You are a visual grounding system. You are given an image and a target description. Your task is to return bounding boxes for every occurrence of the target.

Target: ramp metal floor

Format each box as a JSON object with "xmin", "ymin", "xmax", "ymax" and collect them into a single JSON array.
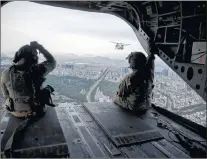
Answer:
[
  {"xmin": 1, "ymin": 107, "xmax": 69, "ymax": 158},
  {"xmin": 83, "ymin": 102, "xmax": 163, "ymax": 147},
  {"xmin": 1, "ymin": 102, "xmax": 205, "ymax": 158}
]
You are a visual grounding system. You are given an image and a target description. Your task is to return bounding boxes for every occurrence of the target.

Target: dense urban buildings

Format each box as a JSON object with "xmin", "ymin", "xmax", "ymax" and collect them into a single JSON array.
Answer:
[{"xmin": 1, "ymin": 54, "xmax": 206, "ymax": 126}]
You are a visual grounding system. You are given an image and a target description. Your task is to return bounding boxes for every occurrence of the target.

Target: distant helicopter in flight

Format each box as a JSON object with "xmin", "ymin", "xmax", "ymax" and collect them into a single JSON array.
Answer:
[{"xmin": 109, "ymin": 41, "xmax": 130, "ymax": 50}]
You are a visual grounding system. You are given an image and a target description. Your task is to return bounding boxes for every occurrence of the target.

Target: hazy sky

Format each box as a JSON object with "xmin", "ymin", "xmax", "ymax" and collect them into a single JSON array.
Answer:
[{"xmin": 1, "ymin": 1, "xmax": 146, "ymax": 60}]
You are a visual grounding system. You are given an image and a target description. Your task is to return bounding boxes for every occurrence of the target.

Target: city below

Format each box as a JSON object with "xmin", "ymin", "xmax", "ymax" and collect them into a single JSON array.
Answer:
[{"xmin": 1, "ymin": 53, "xmax": 206, "ymax": 127}]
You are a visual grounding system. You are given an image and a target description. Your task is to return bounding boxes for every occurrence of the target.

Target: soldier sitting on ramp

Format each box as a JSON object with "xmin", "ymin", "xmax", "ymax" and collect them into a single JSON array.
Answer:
[
  {"xmin": 1, "ymin": 41, "xmax": 56, "ymax": 118},
  {"xmin": 114, "ymin": 43, "xmax": 157, "ymax": 114}
]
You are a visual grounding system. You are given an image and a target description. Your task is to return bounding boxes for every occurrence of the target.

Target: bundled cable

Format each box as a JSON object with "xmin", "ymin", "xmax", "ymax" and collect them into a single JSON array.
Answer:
[{"xmin": 151, "ymin": 110, "xmax": 207, "ymax": 145}]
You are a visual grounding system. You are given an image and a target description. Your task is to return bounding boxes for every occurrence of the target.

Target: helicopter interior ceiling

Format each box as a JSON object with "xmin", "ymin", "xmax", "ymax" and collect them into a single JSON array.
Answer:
[
  {"xmin": 1, "ymin": 1, "xmax": 207, "ymax": 158},
  {"xmin": 33, "ymin": 1, "xmax": 207, "ymax": 102}
]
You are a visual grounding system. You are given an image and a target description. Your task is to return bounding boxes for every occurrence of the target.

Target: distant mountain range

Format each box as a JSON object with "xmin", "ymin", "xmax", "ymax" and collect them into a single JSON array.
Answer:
[
  {"xmin": 1, "ymin": 52, "xmax": 168, "ymax": 69},
  {"xmin": 53, "ymin": 53, "xmax": 128, "ymax": 66},
  {"xmin": 1, "ymin": 56, "xmax": 12, "ymax": 61},
  {"xmin": 53, "ymin": 53, "xmax": 169, "ymax": 68}
]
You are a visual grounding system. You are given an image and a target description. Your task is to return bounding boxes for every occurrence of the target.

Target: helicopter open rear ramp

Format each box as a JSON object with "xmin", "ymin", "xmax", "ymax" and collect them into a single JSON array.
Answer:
[
  {"xmin": 1, "ymin": 107, "xmax": 69, "ymax": 158},
  {"xmin": 83, "ymin": 102, "xmax": 163, "ymax": 147}
]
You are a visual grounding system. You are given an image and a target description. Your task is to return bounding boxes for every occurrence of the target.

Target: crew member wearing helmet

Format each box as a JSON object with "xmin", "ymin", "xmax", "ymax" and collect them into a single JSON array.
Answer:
[
  {"xmin": 114, "ymin": 46, "xmax": 156, "ymax": 114},
  {"xmin": 1, "ymin": 41, "xmax": 56, "ymax": 117}
]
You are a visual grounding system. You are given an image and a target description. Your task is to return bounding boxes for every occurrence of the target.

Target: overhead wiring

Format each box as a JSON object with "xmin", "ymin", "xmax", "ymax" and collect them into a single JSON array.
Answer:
[
  {"xmin": 191, "ymin": 52, "xmax": 207, "ymax": 62},
  {"xmin": 174, "ymin": 28, "xmax": 201, "ymax": 40},
  {"xmin": 192, "ymin": 51, "xmax": 207, "ymax": 55}
]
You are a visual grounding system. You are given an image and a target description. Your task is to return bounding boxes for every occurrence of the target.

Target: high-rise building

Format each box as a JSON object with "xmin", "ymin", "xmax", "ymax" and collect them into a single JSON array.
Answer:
[
  {"xmin": 162, "ymin": 68, "xmax": 169, "ymax": 76},
  {"xmin": 120, "ymin": 67, "xmax": 128, "ymax": 77},
  {"xmin": 155, "ymin": 72, "xmax": 162, "ymax": 76},
  {"xmin": 160, "ymin": 83, "xmax": 165, "ymax": 89}
]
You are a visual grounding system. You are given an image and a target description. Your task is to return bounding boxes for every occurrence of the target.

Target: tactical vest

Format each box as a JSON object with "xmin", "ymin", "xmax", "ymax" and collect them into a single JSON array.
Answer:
[
  {"xmin": 118, "ymin": 71, "xmax": 154, "ymax": 111},
  {"xmin": 130, "ymin": 80, "xmax": 154, "ymax": 110},
  {"xmin": 7, "ymin": 66, "xmax": 35, "ymax": 111}
]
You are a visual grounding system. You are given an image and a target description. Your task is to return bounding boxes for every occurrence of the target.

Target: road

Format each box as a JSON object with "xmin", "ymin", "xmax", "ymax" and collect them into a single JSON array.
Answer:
[{"xmin": 86, "ymin": 68, "xmax": 109, "ymax": 102}]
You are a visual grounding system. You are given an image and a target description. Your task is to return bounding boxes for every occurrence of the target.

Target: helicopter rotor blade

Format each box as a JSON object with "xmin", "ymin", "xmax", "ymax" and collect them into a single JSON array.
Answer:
[
  {"xmin": 109, "ymin": 41, "xmax": 118, "ymax": 44},
  {"xmin": 118, "ymin": 42, "xmax": 130, "ymax": 45}
]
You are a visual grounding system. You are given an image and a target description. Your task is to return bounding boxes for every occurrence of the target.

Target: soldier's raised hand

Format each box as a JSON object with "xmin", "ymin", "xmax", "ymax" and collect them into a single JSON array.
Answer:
[
  {"xmin": 30, "ymin": 41, "xmax": 39, "ymax": 48},
  {"xmin": 30, "ymin": 41, "xmax": 44, "ymax": 54},
  {"xmin": 148, "ymin": 40, "xmax": 159, "ymax": 55}
]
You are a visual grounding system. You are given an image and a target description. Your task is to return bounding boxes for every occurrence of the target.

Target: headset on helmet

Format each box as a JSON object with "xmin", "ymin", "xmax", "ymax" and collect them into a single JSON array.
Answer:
[
  {"xmin": 13, "ymin": 44, "xmax": 38, "ymax": 64},
  {"xmin": 126, "ymin": 52, "xmax": 147, "ymax": 70}
]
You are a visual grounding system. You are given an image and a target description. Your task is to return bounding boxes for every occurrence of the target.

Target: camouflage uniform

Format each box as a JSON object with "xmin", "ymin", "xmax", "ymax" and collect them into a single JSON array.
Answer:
[
  {"xmin": 114, "ymin": 53, "xmax": 155, "ymax": 113},
  {"xmin": 1, "ymin": 45, "xmax": 56, "ymax": 117}
]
